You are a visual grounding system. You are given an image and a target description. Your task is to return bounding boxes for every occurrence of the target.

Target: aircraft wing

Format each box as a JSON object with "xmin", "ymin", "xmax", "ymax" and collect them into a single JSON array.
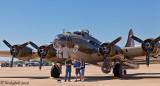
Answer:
[
  {"xmin": 0, "ymin": 51, "xmax": 39, "ymax": 60},
  {"xmin": 0, "ymin": 51, "xmax": 11, "ymax": 57},
  {"xmin": 132, "ymin": 56, "xmax": 160, "ymax": 64},
  {"xmin": 31, "ymin": 52, "xmax": 39, "ymax": 58},
  {"xmin": 121, "ymin": 46, "xmax": 160, "ymax": 66},
  {"xmin": 122, "ymin": 46, "xmax": 146, "ymax": 59}
]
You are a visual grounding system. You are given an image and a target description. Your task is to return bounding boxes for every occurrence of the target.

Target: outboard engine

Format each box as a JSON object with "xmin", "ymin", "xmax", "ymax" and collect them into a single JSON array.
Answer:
[{"xmin": 132, "ymin": 35, "xmax": 160, "ymax": 66}]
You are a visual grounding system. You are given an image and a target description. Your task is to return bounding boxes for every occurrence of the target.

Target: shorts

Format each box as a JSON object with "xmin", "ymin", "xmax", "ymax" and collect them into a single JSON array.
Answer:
[
  {"xmin": 75, "ymin": 68, "xmax": 80, "ymax": 75},
  {"xmin": 80, "ymin": 69, "xmax": 85, "ymax": 76}
]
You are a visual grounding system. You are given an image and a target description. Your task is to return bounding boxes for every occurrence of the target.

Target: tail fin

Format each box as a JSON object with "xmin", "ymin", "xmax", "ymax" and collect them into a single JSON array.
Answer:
[{"xmin": 125, "ymin": 29, "xmax": 135, "ymax": 47}]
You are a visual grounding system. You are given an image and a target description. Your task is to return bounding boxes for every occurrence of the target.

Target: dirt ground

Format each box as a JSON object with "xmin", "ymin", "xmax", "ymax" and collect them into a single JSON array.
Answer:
[{"xmin": 0, "ymin": 64, "xmax": 160, "ymax": 86}]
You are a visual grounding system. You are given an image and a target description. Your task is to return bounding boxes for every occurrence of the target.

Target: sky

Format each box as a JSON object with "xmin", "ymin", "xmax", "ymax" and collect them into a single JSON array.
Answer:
[{"xmin": 0, "ymin": 0, "xmax": 160, "ymax": 50}]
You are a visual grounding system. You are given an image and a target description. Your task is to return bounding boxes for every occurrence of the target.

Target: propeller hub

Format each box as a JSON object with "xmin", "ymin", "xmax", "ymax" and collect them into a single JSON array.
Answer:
[
  {"xmin": 142, "ymin": 39, "xmax": 154, "ymax": 53},
  {"xmin": 38, "ymin": 46, "xmax": 48, "ymax": 58},
  {"xmin": 10, "ymin": 45, "xmax": 19, "ymax": 56},
  {"xmin": 99, "ymin": 37, "xmax": 122, "ymax": 56},
  {"xmin": 99, "ymin": 43, "xmax": 111, "ymax": 55}
]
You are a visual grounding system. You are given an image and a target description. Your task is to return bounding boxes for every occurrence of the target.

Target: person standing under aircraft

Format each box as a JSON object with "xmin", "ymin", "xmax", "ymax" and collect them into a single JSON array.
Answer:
[
  {"xmin": 64, "ymin": 57, "xmax": 72, "ymax": 82},
  {"xmin": 80, "ymin": 58, "xmax": 85, "ymax": 81},
  {"xmin": 73, "ymin": 59, "xmax": 81, "ymax": 82}
]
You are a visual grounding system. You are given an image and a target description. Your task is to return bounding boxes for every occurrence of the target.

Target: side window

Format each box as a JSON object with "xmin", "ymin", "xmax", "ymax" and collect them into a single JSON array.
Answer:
[{"xmin": 88, "ymin": 40, "xmax": 97, "ymax": 46}]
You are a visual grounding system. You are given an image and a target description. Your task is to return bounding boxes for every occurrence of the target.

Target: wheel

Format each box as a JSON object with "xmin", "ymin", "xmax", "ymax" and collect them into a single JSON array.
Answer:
[
  {"xmin": 113, "ymin": 63, "xmax": 123, "ymax": 78},
  {"xmin": 51, "ymin": 65, "xmax": 60, "ymax": 78}
]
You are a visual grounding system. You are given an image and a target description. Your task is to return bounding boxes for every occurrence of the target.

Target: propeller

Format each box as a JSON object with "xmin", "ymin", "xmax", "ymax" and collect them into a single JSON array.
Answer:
[
  {"xmin": 131, "ymin": 35, "xmax": 144, "ymax": 43},
  {"xmin": 99, "ymin": 37, "xmax": 122, "ymax": 73},
  {"xmin": 131, "ymin": 35, "xmax": 160, "ymax": 67},
  {"xmin": 29, "ymin": 41, "xmax": 48, "ymax": 70},
  {"xmin": 99, "ymin": 37, "xmax": 122, "ymax": 56},
  {"xmin": 106, "ymin": 37, "xmax": 122, "ymax": 48},
  {"xmin": 153, "ymin": 36, "xmax": 160, "ymax": 42},
  {"xmin": 3, "ymin": 40, "xmax": 29, "ymax": 67}
]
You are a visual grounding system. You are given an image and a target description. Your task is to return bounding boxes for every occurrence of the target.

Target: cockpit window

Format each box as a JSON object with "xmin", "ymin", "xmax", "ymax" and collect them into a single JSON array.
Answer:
[
  {"xmin": 73, "ymin": 30, "xmax": 89, "ymax": 36},
  {"xmin": 73, "ymin": 31, "xmax": 82, "ymax": 35},
  {"xmin": 81, "ymin": 30, "xmax": 89, "ymax": 35}
]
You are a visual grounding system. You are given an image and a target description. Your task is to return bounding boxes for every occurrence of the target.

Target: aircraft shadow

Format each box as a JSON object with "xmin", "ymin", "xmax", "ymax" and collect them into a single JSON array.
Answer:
[
  {"xmin": 59, "ymin": 73, "xmax": 160, "ymax": 82},
  {"xmin": 1, "ymin": 73, "xmax": 160, "ymax": 81},
  {"xmin": 84, "ymin": 76, "xmax": 113, "ymax": 82},
  {"xmin": 121, "ymin": 73, "xmax": 160, "ymax": 80},
  {"xmin": 59, "ymin": 76, "xmax": 113, "ymax": 82}
]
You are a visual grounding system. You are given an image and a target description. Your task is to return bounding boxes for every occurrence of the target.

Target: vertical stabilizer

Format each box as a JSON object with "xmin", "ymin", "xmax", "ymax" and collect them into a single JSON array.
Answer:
[{"xmin": 125, "ymin": 29, "xmax": 134, "ymax": 47}]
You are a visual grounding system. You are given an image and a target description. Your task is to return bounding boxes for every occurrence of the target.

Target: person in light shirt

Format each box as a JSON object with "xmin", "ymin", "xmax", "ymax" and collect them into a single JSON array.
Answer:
[
  {"xmin": 73, "ymin": 59, "xmax": 81, "ymax": 82},
  {"xmin": 80, "ymin": 58, "xmax": 85, "ymax": 81}
]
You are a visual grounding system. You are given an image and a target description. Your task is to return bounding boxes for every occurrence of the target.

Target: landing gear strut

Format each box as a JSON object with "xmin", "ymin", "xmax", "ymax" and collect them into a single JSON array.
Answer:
[{"xmin": 123, "ymin": 69, "xmax": 127, "ymax": 75}]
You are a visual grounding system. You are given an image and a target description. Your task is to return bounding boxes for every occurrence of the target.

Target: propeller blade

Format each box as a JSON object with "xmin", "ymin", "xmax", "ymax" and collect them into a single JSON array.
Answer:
[
  {"xmin": 153, "ymin": 36, "xmax": 160, "ymax": 42},
  {"xmin": 146, "ymin": 55, "xmax": 150, "ymax": 67},
  {"xmin": 3, "ymin": 40, "xmax": 12, "ymax": 48},
  {"xmin": 29, "ymin": 41, "xmax": 39, "ymax": 49},
  {"xmin": 21, "ymin": 42, "xmax": 30, "ymax": 47},
  {"xmin": 10, "ymin": 56, "xmax": 14, "ymax": 67},
  {"xmin": 39, "ymin": 57, "xmax": 43, "ymax": 70},
  {"xmin": 146, "ymin": 49, "xmax": 151, "ymax": 67},
  {"xmin": 107, "ymin": 37, "xmax": 122, "ymax": 47},
  {"xmin": 131, "ymin": 35, "xmax": 144, "ymax": 43}
]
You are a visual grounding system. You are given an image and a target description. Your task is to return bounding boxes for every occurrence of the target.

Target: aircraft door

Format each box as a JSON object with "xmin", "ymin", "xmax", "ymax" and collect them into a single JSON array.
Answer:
[
  {"xmin": 56, "ymin": 46, "xmax": 63, "ymax": 58},
  {"xmin": 56, "ymin": 46, "xmax": 70, "ymax": 59},
  {"xmin": 62, "ymin": 47, "xmax": 69, "ymax": 58}
]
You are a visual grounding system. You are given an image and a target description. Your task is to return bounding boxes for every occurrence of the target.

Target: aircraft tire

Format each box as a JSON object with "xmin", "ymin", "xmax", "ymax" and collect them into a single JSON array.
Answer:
[
  {"xmin": 113, "ymin": 63, "xmax": 123, "ymax": 78},
  {"xmin": 51, "ymin": 65, "xmax": 60, "ymax": 78}
]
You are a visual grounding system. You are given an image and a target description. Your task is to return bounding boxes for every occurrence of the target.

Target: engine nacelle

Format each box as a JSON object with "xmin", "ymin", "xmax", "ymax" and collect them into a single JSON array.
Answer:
[
  {"xmin": 99, "ymin": 43, "xmax": 122, "ymax": 57},
  {"xmin": 38, "ymin": 46, "xmax": 48, "ymax": 58},
  {"xmin": 15, "ymin": 46, "xmax": 33, "ymax": 60},
  {"xmin": 45, "ymin": 45, "xmax": 57, "ymax": 60},
  {"xmin": 99, "ymin": 43, "xmax": 111, "ymax": 55},
  {"xmin": 38, "ymin": 45, "xmax": 57, "ymax": 58}
]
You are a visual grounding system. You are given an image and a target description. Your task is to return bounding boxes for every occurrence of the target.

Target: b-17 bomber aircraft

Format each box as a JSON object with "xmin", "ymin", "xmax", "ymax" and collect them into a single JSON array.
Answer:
[{"xmin": 0, "ymin": 29, "xmax": 160, "ymax": 78}]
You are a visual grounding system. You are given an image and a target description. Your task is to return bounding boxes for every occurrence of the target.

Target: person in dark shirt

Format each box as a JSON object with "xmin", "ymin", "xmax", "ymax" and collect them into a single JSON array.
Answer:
[{"xmin": 64, "ymin": 57, "xmax": 72, "ymax": 82}]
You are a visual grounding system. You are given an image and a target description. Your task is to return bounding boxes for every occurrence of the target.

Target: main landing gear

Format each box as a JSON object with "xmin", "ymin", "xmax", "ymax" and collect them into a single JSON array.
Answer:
[
  {"xmin": 113, "ymin": 63, "xmax": 127, "ymax": 78},
  {"xmin": 50, "ymin": 64, "xmax": 61, "ymax": 78}
]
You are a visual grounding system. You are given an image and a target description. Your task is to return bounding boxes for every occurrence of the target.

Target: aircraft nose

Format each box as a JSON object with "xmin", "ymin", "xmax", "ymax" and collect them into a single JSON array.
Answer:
[
  {"xmin": 55, "ymin": 34, "xmax": 66, "ymax": 41},
  {"xmin": 53, "ymin": 34, "xmax": 72, "ymax": 48}
]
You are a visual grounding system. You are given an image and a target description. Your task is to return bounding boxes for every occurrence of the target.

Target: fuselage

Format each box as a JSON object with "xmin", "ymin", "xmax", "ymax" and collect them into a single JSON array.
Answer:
[{"xmin": 52, "ymin": 30, "xmax": 121, "ymax": 63}]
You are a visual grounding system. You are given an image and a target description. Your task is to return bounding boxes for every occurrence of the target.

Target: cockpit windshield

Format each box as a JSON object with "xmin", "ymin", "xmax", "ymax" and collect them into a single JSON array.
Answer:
[
  {"xmin": 73, "ymin": 31, "xmax": 82, "ymax": 35},
  {"xmin": 73, "ymin": 30, "xmax": 89, "ymax": 36}
]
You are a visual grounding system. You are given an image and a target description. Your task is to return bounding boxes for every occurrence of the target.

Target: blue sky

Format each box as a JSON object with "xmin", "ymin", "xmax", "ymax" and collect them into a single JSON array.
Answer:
[{"xmin": 0, "ymin": 0, "xmax": 160, "ymax": 50}]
